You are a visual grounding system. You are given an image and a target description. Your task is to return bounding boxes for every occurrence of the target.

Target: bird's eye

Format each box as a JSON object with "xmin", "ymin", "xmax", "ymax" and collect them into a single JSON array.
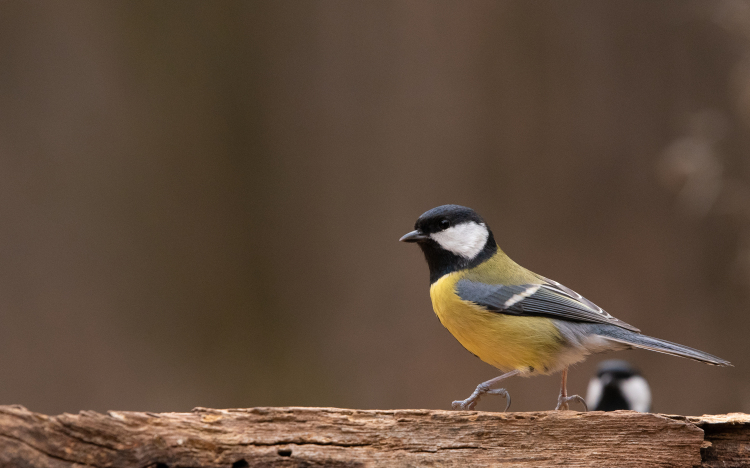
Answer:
[{"xmin": 439, "ymin": 219, "xmax": 450, "ymax": 229}]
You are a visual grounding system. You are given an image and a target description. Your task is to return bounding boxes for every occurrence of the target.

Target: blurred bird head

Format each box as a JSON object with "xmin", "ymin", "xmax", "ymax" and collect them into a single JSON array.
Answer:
[{"xmin": 586, "ymin": 360, "xmax": 651, "ymax": 412}]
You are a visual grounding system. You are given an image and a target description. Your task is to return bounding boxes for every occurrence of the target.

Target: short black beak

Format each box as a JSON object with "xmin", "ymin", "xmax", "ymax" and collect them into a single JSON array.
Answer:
[{"xmin": 399, "ymin": 230, "xmax": 428, "ymax": 243}]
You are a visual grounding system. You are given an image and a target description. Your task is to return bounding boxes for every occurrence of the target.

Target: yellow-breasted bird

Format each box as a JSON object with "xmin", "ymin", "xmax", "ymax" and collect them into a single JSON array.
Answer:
[{"xmin": 400, "ymin": 204, "xmax": 731, "ymax": 411}]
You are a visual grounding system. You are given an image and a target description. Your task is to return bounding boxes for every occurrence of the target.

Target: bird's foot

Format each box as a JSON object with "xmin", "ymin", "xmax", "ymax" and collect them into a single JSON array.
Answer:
[
  {"xmin": 555, "ymin": 394, "xmax": 587, "ymax": 411},
  {"xmin": 452, "ymin": 383, "xmax": 511, "ymax": 412},
  {"xmin": 451, "ymin": 398, "xmax": 478, "ymax": 411}
]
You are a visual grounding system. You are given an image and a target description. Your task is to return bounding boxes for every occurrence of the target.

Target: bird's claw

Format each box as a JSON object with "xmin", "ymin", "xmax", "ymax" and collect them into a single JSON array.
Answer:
[
  {"xmin": 451, "ymin": 399, "xmax": 477, "ymax": 411},
  {"xmin": 486, "ymin": 388, "xmax": 511, "ymax": 412},
  {"xmin": 555, "ymin": 394, "xmax": 587, "ymax": 411},
  {"xmin": 452, "ymin": 387, "xmax": 510, "ymax": 412}
]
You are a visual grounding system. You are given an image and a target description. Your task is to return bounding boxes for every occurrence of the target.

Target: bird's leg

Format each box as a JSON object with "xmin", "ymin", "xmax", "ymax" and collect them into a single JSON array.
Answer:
[
  {"xmin": 555, "ymin": 366, "xmax": 588, "ymax": 411},
  {"xmin": 452, "ymin": 369, "xmax": 520, "ymax": 412}
]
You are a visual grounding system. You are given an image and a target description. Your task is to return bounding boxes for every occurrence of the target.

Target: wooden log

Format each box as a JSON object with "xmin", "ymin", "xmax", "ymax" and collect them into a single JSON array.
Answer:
[
  {"xmin": 687, "ymin": 413, "xmax": 750, "ymax": 468},
  {"xmin": 0, "ymin": 405, "xmax": 746, "ymax": 467}
]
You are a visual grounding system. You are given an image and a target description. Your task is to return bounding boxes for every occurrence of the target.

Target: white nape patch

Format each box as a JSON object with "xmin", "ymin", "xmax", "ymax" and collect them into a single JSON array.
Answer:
[
  {"xmin": 621, "ymin": 376, "xmax": 651, "ymax": 412},
  {"xmin": 430, "ymin": 222, "xmax": 489, "ymax": 259},
  {"xmin": 586, "ymin": 377, "xmax": 603, "ymax": 410},
  {"xmin": 504, "ymin": 285, "xmax": 541, "ymax": 308}
]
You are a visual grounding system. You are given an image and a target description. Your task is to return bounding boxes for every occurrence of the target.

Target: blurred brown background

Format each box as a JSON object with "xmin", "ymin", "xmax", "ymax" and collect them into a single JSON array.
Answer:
[{"xmin": 0, "ymin": 1, "xmax": 748, "ymax": 416}]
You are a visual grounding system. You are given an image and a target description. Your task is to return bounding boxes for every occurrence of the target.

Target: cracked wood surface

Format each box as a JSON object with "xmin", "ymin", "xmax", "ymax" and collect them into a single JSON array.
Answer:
[
  {"xmin": 0, "ymin": 405, "xmax": 746, "ymax": 467},
  {"xmin": 687, "ymin": 413, "xmax": 750, "ymax": 468}
]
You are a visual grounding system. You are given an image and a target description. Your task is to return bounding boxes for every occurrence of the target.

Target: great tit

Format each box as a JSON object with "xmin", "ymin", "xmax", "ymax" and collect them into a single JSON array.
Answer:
[
  {"xmin": 586, "ymin": 360, "xmax": 651, "ymax": 412},
  {"xmin": 400, "ymin": 204, "xmax": 731, "ymax": 411}
]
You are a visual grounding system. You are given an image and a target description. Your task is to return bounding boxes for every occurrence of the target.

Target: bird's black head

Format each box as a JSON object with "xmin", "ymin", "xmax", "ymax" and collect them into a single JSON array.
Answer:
[
  {"xmin": 400, "ymin": 205, "xmax": 497, "ymax": 283},
  {"xmin": 596, "ymin": 359, "xmax": 640, "ymax": 380},
  {"xmin": 589, "ymin": 360, "xmax": 651, "ymax": 412}
]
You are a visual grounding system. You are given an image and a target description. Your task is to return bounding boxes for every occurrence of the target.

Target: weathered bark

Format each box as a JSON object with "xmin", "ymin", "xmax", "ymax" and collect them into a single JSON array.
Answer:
[
  {"xmin": 0, "ymin": 405, "xmax": 746, "ymax": 467},
  {"xmin": 687, "ymin": 413, "xmax": 750, "ymax": 468}
]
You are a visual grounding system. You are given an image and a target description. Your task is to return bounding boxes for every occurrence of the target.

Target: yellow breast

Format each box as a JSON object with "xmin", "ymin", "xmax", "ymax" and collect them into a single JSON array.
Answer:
[{"xmin": 429, "ymin": 272, "xmax": 564, "ymax": 374}]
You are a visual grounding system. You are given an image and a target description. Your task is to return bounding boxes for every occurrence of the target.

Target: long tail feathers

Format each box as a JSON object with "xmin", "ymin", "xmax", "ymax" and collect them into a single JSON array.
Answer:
[{"xmin": 600, "ymin": 330, "xmax": 732, "ymax": 367}]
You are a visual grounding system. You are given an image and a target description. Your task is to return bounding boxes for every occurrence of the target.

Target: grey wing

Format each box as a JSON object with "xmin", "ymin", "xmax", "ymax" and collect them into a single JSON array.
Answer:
[{"xmin": 455, "ymin": 277, "xmax": 640, "ymax": 333}]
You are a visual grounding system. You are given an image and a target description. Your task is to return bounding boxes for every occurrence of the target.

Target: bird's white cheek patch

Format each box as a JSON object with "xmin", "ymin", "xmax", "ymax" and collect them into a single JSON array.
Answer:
[
  {"xmin": 430, "ymin": 222, "xmax": 489, "ymax": 259},
  {"xmin": 586, "ymin": 377, "xmax": 603, "ymax": 410},
  {"xmin": 622, "ymin": 376, "xmax": 651, "ymax": 413}
]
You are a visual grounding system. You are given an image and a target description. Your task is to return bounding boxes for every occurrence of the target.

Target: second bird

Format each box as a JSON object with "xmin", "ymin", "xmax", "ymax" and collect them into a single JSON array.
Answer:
[{"xmin": 400, "ymin": 204, "xmax": 731, "ymax": 411}]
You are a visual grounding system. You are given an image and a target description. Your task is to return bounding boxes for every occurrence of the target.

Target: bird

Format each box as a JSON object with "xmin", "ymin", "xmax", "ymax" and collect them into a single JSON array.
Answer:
[
  {"xmin": 400, "ymin": 204, "xmax": 731, "ymax": 411},
  {"xmin": 586, "ymin": 360, "xmax": 651, "ymax": 412}
]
